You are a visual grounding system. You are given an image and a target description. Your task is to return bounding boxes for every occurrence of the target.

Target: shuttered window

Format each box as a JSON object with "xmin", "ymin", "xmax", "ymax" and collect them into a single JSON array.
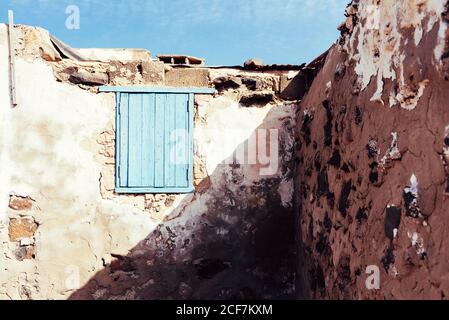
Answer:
[{"xmin": 99, "ymin": 87, "xmax": 215, "ymax": 194}]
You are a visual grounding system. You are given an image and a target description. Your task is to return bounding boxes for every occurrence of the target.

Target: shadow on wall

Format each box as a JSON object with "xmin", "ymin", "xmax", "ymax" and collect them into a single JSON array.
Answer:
[{"xmin": 69, "ymin": 106, "xmax": 297, "ymax": 300}]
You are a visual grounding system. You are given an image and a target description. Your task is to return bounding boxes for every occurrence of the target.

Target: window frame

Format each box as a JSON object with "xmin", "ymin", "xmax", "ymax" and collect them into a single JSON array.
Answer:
[{"xmin": 99, "ymin": 86, "xmax": 215, "ymax": 194}]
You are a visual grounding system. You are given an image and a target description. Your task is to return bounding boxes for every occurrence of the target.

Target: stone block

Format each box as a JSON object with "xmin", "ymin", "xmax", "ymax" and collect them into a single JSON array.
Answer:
[
  {"xmin": 242, "ymin": 77, "xmax": 276, "ymax": 91},
  {"xmin": 69, "ymin": 70, "xmax": 109, "ymax": 86},
  {"xmin": 213, "ymin": 76, "xmax": 242, "ymax": 91},
  {"xmin": 14, "ymin": 245, "xmax": 35, "ymax": 261},
  {"xmin": 9, "ymin": 218, "xmax": 38, "ymax": 241},
  {"xmin": 165, "ymin": 68, "xmax": 210, "ymax": 87},
  {"xmin": 9, "ymin": 196, "xmax": 33, "ymax": 211},
  {"xmin": 239, "ymin": 92, "xmax": 274, "ymax": 107},
  {"xmin": 141, "ymin": 61, "xmax": 165, "ymax": 84}
]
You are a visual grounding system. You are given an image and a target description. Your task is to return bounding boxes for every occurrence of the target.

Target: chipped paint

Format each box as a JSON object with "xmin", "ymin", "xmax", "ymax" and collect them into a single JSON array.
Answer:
[
  {"xmin": 345, "ymin": 0, "xmax": 444, "ymax": 109},
  {"xmin": 408, "ymin": 231, "xmax": 426, "ymax": 257},
  {"xmin": 380, "ymin": 132, "xmax": 401, "ymax": 167}
]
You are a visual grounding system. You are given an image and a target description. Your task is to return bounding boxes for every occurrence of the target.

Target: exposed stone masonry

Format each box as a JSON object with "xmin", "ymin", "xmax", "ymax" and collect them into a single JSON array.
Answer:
[{"xmin": 296, "ymin": 0, "xmax": 449, "ymax": 300}]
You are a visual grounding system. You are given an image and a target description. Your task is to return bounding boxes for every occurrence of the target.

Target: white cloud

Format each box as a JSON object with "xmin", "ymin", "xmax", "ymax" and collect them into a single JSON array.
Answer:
[
  {"xmin": 146, "ymin": 0, "xmax": 347, "ymax": 26},
  {"xmin": 6, "ymin": 0, "xmax": 347, "ymax": 29}
]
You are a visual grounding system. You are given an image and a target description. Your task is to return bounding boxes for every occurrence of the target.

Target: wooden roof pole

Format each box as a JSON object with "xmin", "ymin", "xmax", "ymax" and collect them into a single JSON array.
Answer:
[{"xmin": 8, "ymin": 10, "xmax": 17, "ymax": 107}]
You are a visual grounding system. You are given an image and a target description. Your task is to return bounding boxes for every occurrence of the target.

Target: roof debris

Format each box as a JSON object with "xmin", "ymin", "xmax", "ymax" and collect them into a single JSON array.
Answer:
[{"xmin": 157, "ymin": 54, "xmax": 205, "ymax": 66}]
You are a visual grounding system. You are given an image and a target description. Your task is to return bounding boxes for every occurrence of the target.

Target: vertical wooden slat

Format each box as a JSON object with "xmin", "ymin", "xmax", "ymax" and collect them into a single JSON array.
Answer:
[
  {"xmin": 173, "ymin": 94, "xmax": 178, "ymax": 187},
  {"xmin": 128, "ymin": 94, "xmax": 143, "ymax": 187},
  {"xmin": 154, "ymin": 94, "xmax": 165, "ymax": 187},
  {"xmin": 141, "ymin": 93, "xmax": 155, "ymax": 187},
  {"xmin": 164, "ymin": 94, "xmax": 171, "ymax": 187},
  {"xmin": 174, "ymin": 94, "xmax": 188, "ymax": 187},
  {"xmin": 150, "ymin": 94, "xmax": 156, "ymax": 187},
  {"xmin": 188, "ymin": 93, "xmax": 194, "ymax": 189},
  {"xmin": 119, "ymin": 93, "xmax": 129, "ymax": 187},
  {"xmin": 164, "ymin": 94, "xmax": 177, "ymax": 187},
  {"xmin": 115, "ymin": 92, "xmax": 120, "ymax": 189},
  {"xmin": 172, "ymin": 94, "xmax": 178, "ymax": 186}
]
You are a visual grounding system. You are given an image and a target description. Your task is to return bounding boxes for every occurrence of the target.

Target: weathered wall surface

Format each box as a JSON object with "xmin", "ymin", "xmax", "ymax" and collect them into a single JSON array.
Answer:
[
  {"xmin": 296, "ymin": 0, "xmax": 449, "ymax": 299},
  {"xmin": 0, "ymin": 25, "xmax": 298, "ymax": 299}
]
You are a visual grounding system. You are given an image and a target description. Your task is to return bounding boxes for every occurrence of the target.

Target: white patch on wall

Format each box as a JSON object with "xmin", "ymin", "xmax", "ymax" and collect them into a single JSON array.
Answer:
[
  {"xmin": 379, "ymin": 132, "xmax": 401, "ymax": 167},
  {"xmin": 404, "ymin": 174, "xmax": 422, "ymax": 218},
  {"xmin": 393, "ymin": 228, "xmax": 398, "ymax": 239},
  {"xmin": 346, "ymin": 0, "xmax": 444, "ymax": 109},
  {"xmin": 287, "ymin": 70, "xmax": 299, "ymax": 80},
  {"xmin": 434, "ymin": 2, "xmax": 449, "ymax": 65},
  {"xmin": 195, "ymin": 96, "xmax": 273, "ymax": 179},
  {"xmin": 405, "ymin": 174, "xmax": 419, "ymax": 199},
  {"xmin": 407, "ymin": 231, "xmax": 426, "ymax": 257},
  {"xmin": 278, "ymin": 179, "xmax": 293, "ymax": 208},
  {"xmin": 394, "ymin": 79, "xmax": 430, "ymax": 110},
  {"xmin": 444, "ymin": 125, "xmax": 449, "ymax": 162}
]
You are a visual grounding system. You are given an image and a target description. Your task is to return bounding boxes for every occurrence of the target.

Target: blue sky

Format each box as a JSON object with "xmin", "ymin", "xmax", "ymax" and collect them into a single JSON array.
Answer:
[{"xmin": 1, "ymin": 0, "xmax": 347, "ymax": 66}]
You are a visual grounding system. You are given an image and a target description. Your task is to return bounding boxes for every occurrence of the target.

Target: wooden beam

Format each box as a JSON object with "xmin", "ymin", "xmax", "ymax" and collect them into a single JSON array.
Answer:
[
  {"xmin": 8, "ymin": 10, "xmax": 17, "ymax": 107},
  {"xmin": 99, "ymin": 86, "xmax": 216, "ymax": 94}
]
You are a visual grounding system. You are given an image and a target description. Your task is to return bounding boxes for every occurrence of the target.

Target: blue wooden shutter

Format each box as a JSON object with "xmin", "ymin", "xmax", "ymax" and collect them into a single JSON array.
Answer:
[{"xmin": 116, "ymin": 92, "xmax": 193, "ymax": 193}]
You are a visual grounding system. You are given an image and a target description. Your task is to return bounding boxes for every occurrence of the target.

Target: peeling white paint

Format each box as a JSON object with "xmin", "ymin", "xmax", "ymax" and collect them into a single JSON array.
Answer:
[
  {"xmin": 395, "ymin": 79, "xmax": 430, "ymax": 110},
  {"xmin": 444, "ymin": 125, "xmax": 449, "ymax": 163},
  {"xmin": 345, "ymin": 0, "xmax": 444, "ymax": 109},
  {"xmin": 278, "ymin": 179, "xmax": 293, "ymax": 208},
  {"xmin": 435, "ymin": 16, "xmax": 448, "ymax": 64},
  {"xmin": 406, "ymin": 174, "xmax": 419, "ymax": 199},
  {"xmin": 380, "ymin": 132, "xmax": 401, "ymax": 167}
]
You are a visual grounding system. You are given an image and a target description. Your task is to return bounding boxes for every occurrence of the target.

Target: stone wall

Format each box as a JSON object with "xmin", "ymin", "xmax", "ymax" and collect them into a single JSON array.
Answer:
[
  {"xmin": 0, "ymin": 25, "xmax": 299, "ymax": 299},
  {"xmin": 296, "ymin": 0, "xmax": 449, "ymax": 300}
]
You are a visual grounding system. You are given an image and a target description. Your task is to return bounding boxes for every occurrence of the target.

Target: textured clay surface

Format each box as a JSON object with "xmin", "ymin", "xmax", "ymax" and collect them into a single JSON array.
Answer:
[{"xmin": 296, "ymin": 0, "xmax": 449, "ymax": 300}]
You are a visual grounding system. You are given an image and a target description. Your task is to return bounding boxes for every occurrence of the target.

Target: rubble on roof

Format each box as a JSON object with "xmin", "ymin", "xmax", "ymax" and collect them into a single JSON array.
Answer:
[
  {"xmin": 157, "ymin": 54, "xmax": 205, "ymax": 66},
  {"xmin": 13, "ymin": 24, "xmax": 321, "ymax": 100},
  {"xmin": 244, "ymin": 58, "xmax": 264, "ymax": 70}
]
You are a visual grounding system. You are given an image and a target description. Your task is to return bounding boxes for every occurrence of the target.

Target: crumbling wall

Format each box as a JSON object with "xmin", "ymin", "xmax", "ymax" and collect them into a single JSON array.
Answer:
[
  {"xmin": 296, "ymin": 0, "xmax": 449, "ymax": 299},
  {"xmin": 0, "ymin": 24, "xmax": 299, "ymax": 299}
]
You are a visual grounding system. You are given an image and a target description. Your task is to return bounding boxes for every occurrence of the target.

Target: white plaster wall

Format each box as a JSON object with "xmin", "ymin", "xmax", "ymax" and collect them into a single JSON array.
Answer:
[
  {"xmin": 0, "ymin": 24, "xmax": 296, "ymax": 299},
  {"xmin": 196, "ymin": 94, "xmax": 295, "ymax": 191},
  {"xmin": 0, "ymin": 24, "xmax": 159, "ymax": 298},
  {"xmin": 0, "ymin": 24, "xmax": 12, "ymax": 221}
]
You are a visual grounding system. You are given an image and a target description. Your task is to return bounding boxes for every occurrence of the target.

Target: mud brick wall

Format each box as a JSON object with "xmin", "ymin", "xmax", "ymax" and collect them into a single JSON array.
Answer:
[{"xmin": 296, "ymin": 0, "xmax": 449, "ymax": 300}]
